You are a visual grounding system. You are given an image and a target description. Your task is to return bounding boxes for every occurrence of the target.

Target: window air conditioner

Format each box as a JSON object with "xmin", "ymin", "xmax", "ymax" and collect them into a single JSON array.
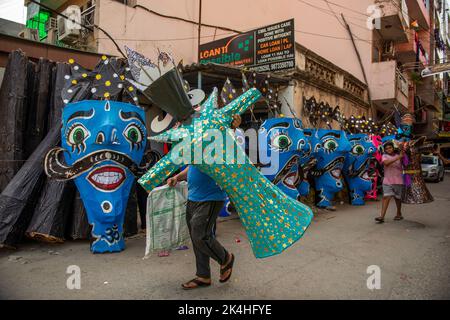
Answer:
[{"xmin": 57, "ymin": 5, "xmax": 81, "ymax": 44}]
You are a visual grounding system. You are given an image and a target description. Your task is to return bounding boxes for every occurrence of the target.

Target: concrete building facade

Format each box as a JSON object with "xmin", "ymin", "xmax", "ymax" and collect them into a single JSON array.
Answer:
[{"xmin": 16, "ymin": 0, "xmax": 446, "ymax": 135}]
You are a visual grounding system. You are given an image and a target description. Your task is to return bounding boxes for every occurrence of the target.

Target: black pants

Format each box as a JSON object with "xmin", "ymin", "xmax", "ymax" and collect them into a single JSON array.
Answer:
[
  {"xmin": 136, "ymin": 184, "xmax": 148, "ymax": 229},
  {"xmin": 186, "ymin": 200, "xmax": 228, "ymax": 278}
]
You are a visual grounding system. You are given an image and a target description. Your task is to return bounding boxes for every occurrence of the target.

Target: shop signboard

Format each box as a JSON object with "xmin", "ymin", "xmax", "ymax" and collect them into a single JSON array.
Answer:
[{"xmin": 199, "ymin": 19, "xmax": 295, "ymax": 72}]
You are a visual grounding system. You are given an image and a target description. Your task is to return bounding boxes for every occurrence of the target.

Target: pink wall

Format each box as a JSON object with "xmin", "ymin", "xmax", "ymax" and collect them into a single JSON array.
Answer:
[{"xmin": 97, "ymin": 0, "xmax": 373, "ymax": 83}]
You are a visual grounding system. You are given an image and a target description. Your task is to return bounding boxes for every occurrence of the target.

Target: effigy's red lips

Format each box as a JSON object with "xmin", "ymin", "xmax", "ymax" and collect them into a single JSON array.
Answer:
[{"xmin": 87, "ymin": 166, "xmax": 125, "ymax": 191}]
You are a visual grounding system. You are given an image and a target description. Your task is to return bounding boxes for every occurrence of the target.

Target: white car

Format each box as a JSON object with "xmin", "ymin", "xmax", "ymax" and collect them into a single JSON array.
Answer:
[{"xmin": 421, "ymin": 155, "xmax": 445, "ymax": 183}]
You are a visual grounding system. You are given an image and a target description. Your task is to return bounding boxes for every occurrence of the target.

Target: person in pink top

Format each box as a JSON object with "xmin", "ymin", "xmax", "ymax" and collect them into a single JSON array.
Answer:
[{"xmin": 375, "ymin": 141, "xmax": 405, "ymax": 223}]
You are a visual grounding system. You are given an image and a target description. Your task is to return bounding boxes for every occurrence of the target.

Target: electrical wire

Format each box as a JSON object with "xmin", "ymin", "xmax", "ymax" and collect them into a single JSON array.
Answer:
[
  {"xmin": 27, "ymin": 0, "xmax": 439, "ymax": 60},
  {"xmin": 296, "ymin": 0, "xmax": 384, "ymax": 45},
  {"xmin": 97, "ymin": 29, "xmax": 376, "ymax": 43},
  {"xmin": 323, "ymin": 0, "xmax": 373, "ymax": 44},
  {"xmin": 133, "ymin": 4, "xmax": 241, "ymax": 34},
  {"xmin": 388, "ymin": 0, "xmax": 435, "ymax": 40},
  {"xmin": 297, "ymin": 0, "xmax": 372, "ymax": 32},
  {"xmin": 300, "ymin": 0, "xmax": 434, "ymax": 46}
]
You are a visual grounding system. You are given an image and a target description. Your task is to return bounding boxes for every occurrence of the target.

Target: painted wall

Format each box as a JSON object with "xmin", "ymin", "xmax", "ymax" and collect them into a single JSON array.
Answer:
[{"xmin": 95, "ymin": 0, "xmax": 373, "ymax": 84}]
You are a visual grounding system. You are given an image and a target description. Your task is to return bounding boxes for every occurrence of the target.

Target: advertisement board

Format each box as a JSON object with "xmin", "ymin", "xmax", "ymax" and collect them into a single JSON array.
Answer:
[{"xmin": 199, "ymin": 19, "xmax": 295, "ymax": 72}]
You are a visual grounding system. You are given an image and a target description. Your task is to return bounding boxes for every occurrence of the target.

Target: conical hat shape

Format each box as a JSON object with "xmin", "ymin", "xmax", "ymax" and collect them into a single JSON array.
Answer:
[{"xmin": 144, "ymin": 68, "xmax": 194, "ymax": 121}]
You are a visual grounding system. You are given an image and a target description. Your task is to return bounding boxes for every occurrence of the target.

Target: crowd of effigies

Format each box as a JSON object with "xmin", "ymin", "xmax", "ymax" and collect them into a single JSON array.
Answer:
[{"xmin": 258, "ymin": 114, "xmax": 433, "ymax": 210}]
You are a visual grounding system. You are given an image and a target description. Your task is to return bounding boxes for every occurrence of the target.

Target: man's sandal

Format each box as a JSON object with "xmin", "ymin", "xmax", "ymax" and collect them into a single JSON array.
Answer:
[
  {"xmin": 375, "ymin": 217, "xmax": 384, "ymax": 223},
  {"xmin": 219, "ymin": 253, "xmax": 235, "ymax": 283},
  {"xmin": 181, "ymin": 278, "xmax": 211, "ymax": 290}
]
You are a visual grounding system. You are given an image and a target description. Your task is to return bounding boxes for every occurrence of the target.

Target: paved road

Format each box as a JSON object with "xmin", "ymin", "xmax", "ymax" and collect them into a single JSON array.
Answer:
[{"xmin": 1, "ymin": 176, "xmax": 449, "ymax": 299}]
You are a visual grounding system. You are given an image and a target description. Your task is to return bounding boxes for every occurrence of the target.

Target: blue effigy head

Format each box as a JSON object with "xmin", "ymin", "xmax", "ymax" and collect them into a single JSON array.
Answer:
[
  {"xmin": 308, "ymin": 129, "xmax": 351, "ymax": 208},
  {"xmin": 343, "ymin": 133, "xmax": 376, "ymax": 205},
  {"xmin": 259, "ymin": 118, "xmax": 312, "ymax": 200},
  {"xmin": 58, "ymin": 100, "xmax": 146, "ymax": 253}
]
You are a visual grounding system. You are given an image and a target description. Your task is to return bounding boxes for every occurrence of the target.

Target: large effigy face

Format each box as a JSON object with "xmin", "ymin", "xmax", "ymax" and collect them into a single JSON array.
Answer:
[
  {"xmin": 343, "ymin": 134, "xmax": 376, "ymax": 205},
  {"xmin": 259, "ymin": 118, "xmax": 312, "ymax": 200},
  {"xmin": 46, "ymin": 100, "xmax": 146, "ymax": 253},
  {"xmin": 309, "ymin": 129, "xmax": 351, "ymax": 207}
]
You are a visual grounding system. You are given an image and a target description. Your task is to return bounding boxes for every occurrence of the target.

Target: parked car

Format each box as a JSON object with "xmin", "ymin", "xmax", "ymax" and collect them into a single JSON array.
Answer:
[{"xmin": 421, "ymin": 155, "xmax": 445, "ymax": 182}]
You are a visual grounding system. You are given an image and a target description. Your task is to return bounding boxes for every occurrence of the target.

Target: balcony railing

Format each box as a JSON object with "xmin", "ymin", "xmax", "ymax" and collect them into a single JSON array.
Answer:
[
  {"xmin": 370, "ymin": 60, "xmax": 409, "ymax": 109},
  {"xmin": 397, "ymin": 69, "xmax": 409, "ymax": 97},
  {"xmin": 81, "ymin": 4, "xmax": 95, "ymax": 28}
]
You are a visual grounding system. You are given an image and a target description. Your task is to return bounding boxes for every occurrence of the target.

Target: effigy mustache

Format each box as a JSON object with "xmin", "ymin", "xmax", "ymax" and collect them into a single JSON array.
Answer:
[
  {"xmin": 348, "ymin": 157, "xmax": 371, "ymax": 178},
  {"xmin": 44, "ymin": 148, "xmax": 141, "ymax": 181},
  {"xmin": 310, "ymin": 156, "xmax": 345, "ymax": 177},
  {"xmin": 273, "ymin": 155, "xmax": 299, "ymax": 185}
]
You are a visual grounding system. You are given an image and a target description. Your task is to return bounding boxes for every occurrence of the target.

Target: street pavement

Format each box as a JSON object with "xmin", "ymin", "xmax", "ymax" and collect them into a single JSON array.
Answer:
[{"xmin": 1, "ymin": 175, "xmax": 449, "ymax": 300}]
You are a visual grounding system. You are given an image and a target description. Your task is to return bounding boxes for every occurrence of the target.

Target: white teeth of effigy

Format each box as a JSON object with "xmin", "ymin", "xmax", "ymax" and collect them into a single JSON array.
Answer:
[
  {"xmin": 92, "ymin": 172, "xmax": 122, "ymax": 184},
  {"xmin": 331, "ymin": 169, "xmax": 341, "ymax": 178}
]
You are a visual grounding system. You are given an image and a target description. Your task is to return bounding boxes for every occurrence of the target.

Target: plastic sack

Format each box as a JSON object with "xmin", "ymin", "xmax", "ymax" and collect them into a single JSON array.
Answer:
[{"xmin": 145, "ymin": 181, "xmax": 189, "ymax": 256}]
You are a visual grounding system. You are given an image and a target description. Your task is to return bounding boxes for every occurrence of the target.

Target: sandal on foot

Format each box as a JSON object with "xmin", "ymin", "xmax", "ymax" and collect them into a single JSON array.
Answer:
[
  {"xmin": 394, "ymin": 216, "xmax": 404, "ymax": 221},
  {"xmin": 219, "ymin": 253, "xmax": 235, "ymax": 283},
  {"xmin": 374, "ymin": 217, "xmax": 384, "ymax": 223},
  {"xmin": 158, "ymin": 250, "xmax": 170, "ymax": 257},
  {"xmin": 181, "ymin": 278, "xmax": 211, "ymax": 290}
]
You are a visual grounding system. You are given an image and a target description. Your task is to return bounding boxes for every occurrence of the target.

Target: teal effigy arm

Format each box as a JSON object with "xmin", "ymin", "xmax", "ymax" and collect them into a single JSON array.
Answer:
[{"xmin": 138, "ymin": 154, "xmax": 182, "ymax": 193}]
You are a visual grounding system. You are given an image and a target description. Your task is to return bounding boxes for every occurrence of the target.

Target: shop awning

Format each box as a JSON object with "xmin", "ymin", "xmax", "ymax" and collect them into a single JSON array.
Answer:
[{"xmin": 180, "ymin": 62, "xmax": 291, "ymax": 92}]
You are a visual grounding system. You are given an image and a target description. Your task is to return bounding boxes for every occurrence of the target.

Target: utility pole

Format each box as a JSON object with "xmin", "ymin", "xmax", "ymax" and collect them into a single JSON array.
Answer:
[
  {"xmin": 198, "ymin": 0, "xmax": 202, "ymax": 63},
  {"xmin": 341, "ymin": 14, "xmax": 375, "ymax": 120}
]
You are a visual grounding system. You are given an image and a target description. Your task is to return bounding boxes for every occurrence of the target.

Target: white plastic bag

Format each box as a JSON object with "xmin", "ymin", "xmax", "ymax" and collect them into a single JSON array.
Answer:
[{"xmin": 145, "ymin": 182, "xmax": 189, "ymax": 256}]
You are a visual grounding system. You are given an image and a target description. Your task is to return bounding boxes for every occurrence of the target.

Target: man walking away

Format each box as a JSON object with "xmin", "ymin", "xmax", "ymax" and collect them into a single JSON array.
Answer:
[{"xmin": 166, "ymin": 115, "xmax": 241, "ymax": 289}]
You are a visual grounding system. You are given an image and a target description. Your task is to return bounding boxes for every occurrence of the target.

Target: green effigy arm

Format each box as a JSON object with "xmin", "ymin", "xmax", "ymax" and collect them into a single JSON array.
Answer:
[
  {"xmin": 138, "ymin": 152, "xmax": 182, "ymax": 193},
  {"xmin": 219, "ymin": 88, "xmax": 261, "ymax": 119}
]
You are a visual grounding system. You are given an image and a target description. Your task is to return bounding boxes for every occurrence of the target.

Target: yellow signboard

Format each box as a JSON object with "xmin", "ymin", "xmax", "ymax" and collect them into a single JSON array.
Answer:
[{"xmin": 438, "ymin": 131, "xmax": 450, "ymax": 138}]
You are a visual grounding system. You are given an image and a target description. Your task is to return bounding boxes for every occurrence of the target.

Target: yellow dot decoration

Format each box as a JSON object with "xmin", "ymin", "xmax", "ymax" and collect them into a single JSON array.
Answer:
[
  {"xmin": 120, "ymin": 75, "xmax": 125, "ymax": 80},
  {"xmin": 68, "ymin": 58, "xmax": 74, "ymax": 64},
  {"xmin": 104, "ymin": 92, "xmax": 110, "ymax": 98},
  {"xmin": 128, "ymin": 86, "xmax": 134, "ymax": 92},
  {"xmin": 71, "ymin": 79, "xmax": 77, "ymax": 85},
  {"xmin": 101, "ymin": 55, "xmax": 107, "ymax": 60},
  {"xmin": 82, "ymin": 73, "xmax": 87, "ymax": 78},
  {"xmin": 96, "ymin": 74, "xmax": 102, "ymax": 80},
  {"xmin": 105, "ymin": 80, "xmax": 111, "ymax": 87}
]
